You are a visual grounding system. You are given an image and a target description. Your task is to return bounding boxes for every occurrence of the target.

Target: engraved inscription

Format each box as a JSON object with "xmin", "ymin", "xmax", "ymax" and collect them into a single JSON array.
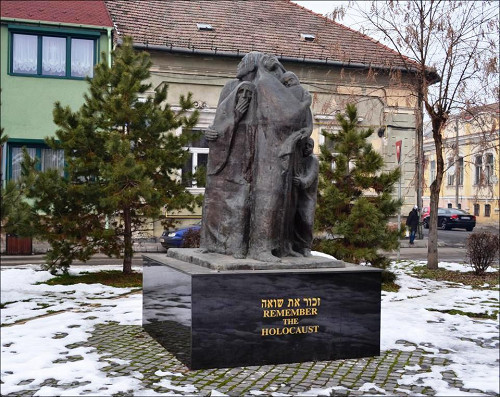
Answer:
[{"xmin": 260, "ymin": 296, "xmax": 321, "ymax": 336}]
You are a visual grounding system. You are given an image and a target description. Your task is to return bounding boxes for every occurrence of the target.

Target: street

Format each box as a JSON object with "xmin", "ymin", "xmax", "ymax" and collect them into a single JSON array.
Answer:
[
  {"xmin": 388, "ymin": 224, "xmax": 500, "ymax": 263},
  {"xmin": 1, "ymin": 224, "xmax": 498, "ymax": 267},
  {"xmin": 420, "ymin": 225, "xmax": 492, "ymax": 247}
]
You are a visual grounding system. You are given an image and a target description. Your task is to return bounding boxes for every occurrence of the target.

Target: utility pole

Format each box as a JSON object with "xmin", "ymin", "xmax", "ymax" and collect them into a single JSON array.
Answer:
[
  {"xmin": 416, "ymin": 91, "xmax": 424, "ymax": 239},
  {"xmin": 454, "ymin": 117, "xmax": 460, "ymax": 208}
]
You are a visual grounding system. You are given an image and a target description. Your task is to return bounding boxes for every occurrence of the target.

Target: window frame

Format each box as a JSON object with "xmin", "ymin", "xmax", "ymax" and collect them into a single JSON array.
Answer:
[
  {"xmin": 484, "ymin": 153, "xmax": 494, "ymax": 185},
  {"xmin": 6, "ymin": 140, "xmax": 65, "ymax": 181},
  {"xmin": 182, "ymin": 128, "xmax": 209, "ymax": 189},
  {"xmin": 456, "ymin": 157, "xmax": 464, "ymax": 186},
  {"xmin": 474, "ymin": 155, "xmax": 483, "ymax": 185},
  {"xmin": 485, "ymin": 204, "xmax": 491, "ymax": 217},
  {"xmin": 430, "ymin": 160, "xmax": 436, "ymax": 185},
  {"xmin": 473, "ymin": 203, "xmax": 480, "ymax": 216},
  {"xmin": 447, "ymin": 157, "xmax": 455, "ymax": 186},
  {"xmin": 8, "ymin": 24, "xmax": 99, "ymax": 80}
]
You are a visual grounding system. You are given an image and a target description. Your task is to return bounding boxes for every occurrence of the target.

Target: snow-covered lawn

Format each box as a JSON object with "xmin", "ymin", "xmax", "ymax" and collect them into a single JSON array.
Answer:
[{"xmin": 1, "ymin": 261, "xmax": 498, "ymax": 396}]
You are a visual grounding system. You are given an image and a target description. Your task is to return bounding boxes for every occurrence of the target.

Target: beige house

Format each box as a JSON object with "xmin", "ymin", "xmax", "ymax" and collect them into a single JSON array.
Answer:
[
  {"xmin": 423, "ymin": 103, "xmax": 500, "ymax": 227},
  {"xmin": 105, "ymin": 0, "xmax": 426, "ymax": 233}
]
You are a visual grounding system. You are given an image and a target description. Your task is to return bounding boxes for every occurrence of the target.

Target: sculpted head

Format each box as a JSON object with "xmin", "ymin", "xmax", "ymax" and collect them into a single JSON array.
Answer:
[
  {"xmin": 303, "ymin": 137, "xmax": 314, "ymax": 157},
  {"xmin": 261, "ymin": 54, "xmax": 285, "ymax": 79},
  {"xmin": 281, "ymin": 72, "xmax": 300, "ymax": 87},
  {"xmin": 237, "ymin": 81, "xmax": 255, "ymax": 101},
  {"xmin": 236, "ymin": 52, "xmax": 262, "ymax": 81}
]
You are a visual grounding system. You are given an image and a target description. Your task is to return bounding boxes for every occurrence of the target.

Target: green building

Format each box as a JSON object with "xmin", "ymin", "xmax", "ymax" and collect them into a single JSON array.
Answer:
[{"xmin": 1, "ymin": 0, "xmax": 113, "ymax": 183}]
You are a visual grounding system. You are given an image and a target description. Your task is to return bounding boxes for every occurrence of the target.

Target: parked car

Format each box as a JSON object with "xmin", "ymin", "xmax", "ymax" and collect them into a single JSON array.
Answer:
[
  {"xmin": 422, "ymin": 208, "xmax": 476, "ymax": 231},
  {"xmin": 160, "ymin": 222, "xmax": 201, "ymax": 249}
]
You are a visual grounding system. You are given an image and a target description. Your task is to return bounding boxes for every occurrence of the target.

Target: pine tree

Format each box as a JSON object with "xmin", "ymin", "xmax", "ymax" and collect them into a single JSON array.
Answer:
[
  {"xmin": 315, "ymin": 104, "xmax": 402, "ymax": 267},
  {"xmin": 23, "ymin": 37, "xmax": 199, "ymax": 274}
]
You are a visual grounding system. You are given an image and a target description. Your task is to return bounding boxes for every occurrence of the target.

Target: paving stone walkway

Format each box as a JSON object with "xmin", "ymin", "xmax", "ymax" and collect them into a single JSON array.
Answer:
[{"xmin": 6, "ymin": 320, "xmax": 496, "ymax": 396}]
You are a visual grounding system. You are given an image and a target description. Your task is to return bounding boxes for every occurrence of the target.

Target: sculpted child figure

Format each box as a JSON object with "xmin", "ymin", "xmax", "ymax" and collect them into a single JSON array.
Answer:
[{"xmin": 292, "ymin": 137, "xmax": 319, "ymax": 257}]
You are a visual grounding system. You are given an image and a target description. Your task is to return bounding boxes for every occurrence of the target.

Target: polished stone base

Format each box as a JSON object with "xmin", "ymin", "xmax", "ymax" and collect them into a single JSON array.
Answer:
[
  {"xmin": 143, "ymin": 252, "xmax": 381, "ymax": 370},
  {"xmin": 167, "ymin": 247, "xmax": 345, "ymax": 270}
]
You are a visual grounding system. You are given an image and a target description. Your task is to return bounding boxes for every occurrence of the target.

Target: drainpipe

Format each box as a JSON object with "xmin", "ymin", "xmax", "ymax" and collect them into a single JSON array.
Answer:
[{"xmin": 107, "ymin": 27, "xmax": 113, "ymax": 65}]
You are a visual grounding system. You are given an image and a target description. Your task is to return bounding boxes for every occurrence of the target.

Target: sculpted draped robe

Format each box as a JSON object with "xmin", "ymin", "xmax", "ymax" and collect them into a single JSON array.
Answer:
[
  {"xmin": 200, "ymin": 81, "xmax": 256, "ymax": 257},
  {"xmin": 247, "ymin": 65, "xmax": 313, "ymax": 260}
]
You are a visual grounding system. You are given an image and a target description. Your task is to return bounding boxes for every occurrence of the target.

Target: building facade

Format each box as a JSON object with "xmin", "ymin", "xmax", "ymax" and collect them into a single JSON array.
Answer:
[
  {"xmin": 1, "ymin": 0, "xmax": 427, "ymax": 239},
  {"xmin": 0, "ymin": 0, "xmax": 113, "ymax": 184},
  {"xmin": 423, "ymin": 104, "xmax": 500, "ymax": 226},
  {"xmin": 105, "ymin": 0, "xmax": 425, "ymax": 229}
]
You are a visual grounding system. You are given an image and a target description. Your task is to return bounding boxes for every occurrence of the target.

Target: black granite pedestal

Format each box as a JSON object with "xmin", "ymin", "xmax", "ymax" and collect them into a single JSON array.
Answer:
[{"xmin": 143, "ymin": 251, "xmax": 381, "ymax": 370}]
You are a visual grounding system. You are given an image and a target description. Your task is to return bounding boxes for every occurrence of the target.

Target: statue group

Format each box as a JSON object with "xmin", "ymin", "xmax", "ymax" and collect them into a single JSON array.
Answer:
[{"xmin": 200, "ymin": 52, "xmax": 318, "ymax": 263}]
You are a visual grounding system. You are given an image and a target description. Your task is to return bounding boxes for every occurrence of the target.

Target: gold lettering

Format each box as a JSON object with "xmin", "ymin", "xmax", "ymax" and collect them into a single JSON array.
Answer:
[
  {"xmin": 261, "ymin": 325, "xmax": 320, "ymax": 336},
  {"xmin": 261, "ymin": 298, "xmax": 285, "ymax": 308}
]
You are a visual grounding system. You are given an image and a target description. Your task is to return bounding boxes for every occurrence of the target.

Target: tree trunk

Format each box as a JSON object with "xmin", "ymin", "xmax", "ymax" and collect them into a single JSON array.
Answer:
[
  {"xmin": 427, "ymin": 115, "xmax": 446, "ymax": 269},
  {"xmin": 427, "ymin": 181, "xmax": 440, "ymax": 269},
  {"xmin": 123, "ymin": 207, "xmax": 133, "ymax": 274}
]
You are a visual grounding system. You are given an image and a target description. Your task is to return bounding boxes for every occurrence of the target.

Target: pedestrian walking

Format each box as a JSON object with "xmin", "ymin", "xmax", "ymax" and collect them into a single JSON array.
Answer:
[{"xmin": 406, "ymin": 205, "xmax": 419, "ymax": 245}]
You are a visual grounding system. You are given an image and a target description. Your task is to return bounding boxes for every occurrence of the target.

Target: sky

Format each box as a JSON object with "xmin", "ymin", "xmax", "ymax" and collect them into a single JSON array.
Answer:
[
  {"xmin": 1, "ymin": 260, "xmax": 498, "ymax": 396},
  {"xmin": 293, "ymin": 1, "xmax": 366, "ymax": 32},
  {"xmin": 294, "ymin": 1, "xmax": 500, "ymax": 107}
]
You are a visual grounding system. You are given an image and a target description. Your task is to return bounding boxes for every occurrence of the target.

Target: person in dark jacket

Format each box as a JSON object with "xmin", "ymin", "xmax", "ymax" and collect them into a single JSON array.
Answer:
[{"xmin": 406, "ymin": 205, "xmax": 419, "ymax": 245}]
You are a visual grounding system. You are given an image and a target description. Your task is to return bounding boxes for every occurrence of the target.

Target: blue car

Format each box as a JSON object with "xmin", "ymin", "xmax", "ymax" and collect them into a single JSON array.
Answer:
[{"xmin": 160, "ymin": 222, "xmax": 201, "ymax": 249}]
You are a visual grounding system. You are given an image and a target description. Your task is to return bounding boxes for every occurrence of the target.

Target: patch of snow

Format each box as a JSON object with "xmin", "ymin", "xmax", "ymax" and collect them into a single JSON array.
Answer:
[
  {"xmin": 1, "ymin": 261, "xmax": 499, "ymax": 396},
  {"xmin": 311, "ymin": 251, "xmax": 337, "ymax": 260}
]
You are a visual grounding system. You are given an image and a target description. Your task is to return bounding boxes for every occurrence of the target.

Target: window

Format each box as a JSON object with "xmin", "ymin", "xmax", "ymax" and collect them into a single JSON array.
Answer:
[
  {"xmin": 11, "ymin": 30, "xmax": 96, "ymax": 78},
  {"xmin": 474, "ymin": 155, "xmax": 483, "ymax": 185},
  {"xmin": 485, "ymin": 154, "xmax": 494, "ymax": 185},
  {"xmin": 447, "ymin": 203, "xmax": 452, "ymax": 208},
  {"xmin": 457, "ymin": 203, "xmax": 461, "ymax": 209},
  {"xmin": 196, "ymin": 23, "xmax": 214, "ymax": 31},
  {"xmin": 473, "ymin": 203, "xmax": 480, "ymax": 216},
  {"xmin": 485, "ymin": 204, "xmax": 491, "ymax": 217},
  {"xmin": 182, "ymin": 129, "xmax": 208, "ymax": 188},
  {"xmin": 300, "ymin": 33, "xmax": 316, "ymax": 42},
  {"xmin": 456, "ymin": 157, "xmax": 464, "ymax": 186},
  {"xmin": 320, "ymin": 129, "xmax": 339, "ymax": 152},
  {"xmin": 447, "ymin": 157, "xmax": 455, "ymax": 186},
  {"xmin": 430, "ymin": 160, "xmax": 436, "ymax": 185},
  {"xmin": 8, "ymin": 143, "xmax": 64, "ymax": 181},
  {"xmin": 12, "ymin": 33, "xmax": 37, "ymax": 74}
]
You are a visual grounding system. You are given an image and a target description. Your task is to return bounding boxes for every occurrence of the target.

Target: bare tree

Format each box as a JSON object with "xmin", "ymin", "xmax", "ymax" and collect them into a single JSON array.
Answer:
[{"xmin": 331, "ymin": 0, "xmax": 499, "ymax": 268}]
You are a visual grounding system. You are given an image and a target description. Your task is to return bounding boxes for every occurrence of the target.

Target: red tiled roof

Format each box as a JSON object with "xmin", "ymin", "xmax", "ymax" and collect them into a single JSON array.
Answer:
[
  {"xmin": 105, "ymin": 0, "xmax": 417, "ymax": 71},
  {"xmin": 1, "ymin": 0, "xmax": 113, "ymax": 28}
]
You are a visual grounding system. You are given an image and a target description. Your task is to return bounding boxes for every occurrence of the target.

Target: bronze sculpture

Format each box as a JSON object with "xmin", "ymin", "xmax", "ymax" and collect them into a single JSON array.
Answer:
[{"xmin": 201, "ymin": 52, "xmax": 316, "ymax": 262}]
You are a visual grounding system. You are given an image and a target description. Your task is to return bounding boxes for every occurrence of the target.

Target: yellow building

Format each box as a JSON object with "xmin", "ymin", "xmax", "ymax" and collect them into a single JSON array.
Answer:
[{"xmin": 423, "ymin": 103, "xmax": 500, "ymax": 227}]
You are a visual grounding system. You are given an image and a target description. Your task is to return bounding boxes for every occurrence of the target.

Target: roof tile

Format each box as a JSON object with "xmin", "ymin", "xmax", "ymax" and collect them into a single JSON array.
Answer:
[
  {"xmin": 105, "ymin": 0, "xmax": 414, "ymax": 69},
  {"xmin": 1, "ymin": 0, "xmax": 113, "ymax": 27}
]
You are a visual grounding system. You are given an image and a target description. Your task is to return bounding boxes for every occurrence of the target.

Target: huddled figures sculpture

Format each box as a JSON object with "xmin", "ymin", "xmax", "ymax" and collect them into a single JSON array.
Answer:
[{"xmin": 201, "ymin": 52, "xmax": 318, "ymax": 263}]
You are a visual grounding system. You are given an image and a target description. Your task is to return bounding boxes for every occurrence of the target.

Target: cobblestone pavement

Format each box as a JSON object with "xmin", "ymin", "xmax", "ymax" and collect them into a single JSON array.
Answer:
[
  {"xmin": 2, "ymin": 260, "xmax": 498, "ymax": 396},
  {"xmin": 5, "ymin": 320, "xmax": 497, "ymax": 396}
]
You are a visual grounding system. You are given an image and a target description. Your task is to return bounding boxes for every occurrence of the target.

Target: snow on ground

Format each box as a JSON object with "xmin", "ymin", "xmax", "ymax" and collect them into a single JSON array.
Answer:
[
  {"xmin": 382, "ymin": 261, "xmax": 499, "ymax": 394},
  {"xmin": 1, "ymin": 261, "xmax": 499, "ymax": 396}
]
